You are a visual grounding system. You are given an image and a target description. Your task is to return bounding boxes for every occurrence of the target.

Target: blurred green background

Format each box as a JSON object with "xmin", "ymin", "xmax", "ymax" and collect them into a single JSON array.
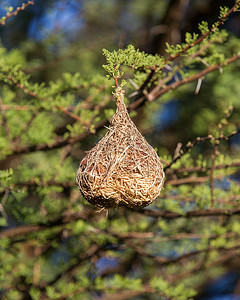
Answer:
[{"xmin": 0, "ymin": 1, "xmax": 240, "ymax": 299}]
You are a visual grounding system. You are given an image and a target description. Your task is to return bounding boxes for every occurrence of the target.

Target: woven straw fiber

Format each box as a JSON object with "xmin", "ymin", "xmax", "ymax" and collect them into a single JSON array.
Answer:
[{"xmin": 76, "ymin": 87, "xmax": 164, "ymax": 208}]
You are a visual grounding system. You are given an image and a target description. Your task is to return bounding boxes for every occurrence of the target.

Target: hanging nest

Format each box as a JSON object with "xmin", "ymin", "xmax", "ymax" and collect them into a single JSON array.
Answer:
[{"xmin": 76, "ymin": 87, "xmax": 164, "ymax": 208}]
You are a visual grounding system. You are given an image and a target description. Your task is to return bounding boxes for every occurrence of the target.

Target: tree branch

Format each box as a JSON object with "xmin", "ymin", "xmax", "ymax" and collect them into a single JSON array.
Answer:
[
  {"xmin": 136, "ymin": 208, "xmax": 240, "ymax": 219},
  {"xmin": 2, "ymin": 53, "xmax": 238, "ymax": 162},
  {"xmin": 1, "ymin": 208, "xmax": 240, "ymax": 240},
  {"xmin": 0, "ymin": 1, "xmax": 34, "ymax": 26},
  {"xmin": 0, "ymin": 210, "xmax": 91, "ymax": 240},
  {"xmin": 166, "ymin": 161, "xmax": 240, "ymax": 175},
  {"xmin": 149, "ymin": 54, "xmax": 240, "ymax": 101},
  {"xmin": 132, "ymin": 1, "xmax": 240, "ymax": 104},
  {"xmin": 164, "ymin": 127, "xmax": 240, "ymax": 171},
  {"xmin": 163, "ymin": 0, "xmax": 240, "ymax": 64}
]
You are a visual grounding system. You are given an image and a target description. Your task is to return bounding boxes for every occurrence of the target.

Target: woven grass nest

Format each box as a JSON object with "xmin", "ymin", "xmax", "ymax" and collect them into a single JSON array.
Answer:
[{"xmin": 76, "ymin": 87, "xmax": 165, "ymax": 208}]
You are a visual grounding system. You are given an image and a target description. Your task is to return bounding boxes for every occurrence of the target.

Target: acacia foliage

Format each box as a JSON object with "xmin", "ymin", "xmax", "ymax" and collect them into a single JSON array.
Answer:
[{"xmin": 0, "ymin": 1, "xmax": 240, "ymax": 299}]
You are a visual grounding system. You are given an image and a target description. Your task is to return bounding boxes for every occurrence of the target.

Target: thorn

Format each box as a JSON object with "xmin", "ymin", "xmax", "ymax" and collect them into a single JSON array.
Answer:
[
  {"xmin": 128, "ymin": 79, "xmax": 139, "ymax": 89},
  {"xmin": 195, "ymin": 77, "xmax": 203, "ymax": 94}
]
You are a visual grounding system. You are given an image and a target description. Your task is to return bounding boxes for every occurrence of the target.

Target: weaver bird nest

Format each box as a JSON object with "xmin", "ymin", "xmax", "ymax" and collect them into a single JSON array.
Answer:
[{"xmin": 76, "ymin": 87, "xmax": 164, "ymax": 208}]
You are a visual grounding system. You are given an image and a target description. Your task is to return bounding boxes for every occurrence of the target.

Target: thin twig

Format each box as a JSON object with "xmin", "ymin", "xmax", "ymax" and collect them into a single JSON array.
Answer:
[
  {"xmin": 151, "ymin": 54, "xmax": 240, "ymax": 101},
  {"xmin": 166, "ymin": 161, "xmax": 240, "ymax": 175},
  {"xmin": 0, "ymin": 104, "xmax": 34, "ymax": 111},
  {"xmin": 164, "ymin": 128, "xmax": 240, "ymax": 171},
  {"xmin": 0, "ymin": 1, "xmax": 34, "ymax": 26}
]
